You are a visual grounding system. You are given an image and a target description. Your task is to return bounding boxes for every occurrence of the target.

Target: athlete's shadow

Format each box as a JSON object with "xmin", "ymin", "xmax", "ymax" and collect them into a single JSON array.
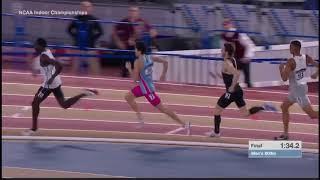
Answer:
[{"xmin": 26, "ymin": 141, "xmax": 97, "ymax": 154}]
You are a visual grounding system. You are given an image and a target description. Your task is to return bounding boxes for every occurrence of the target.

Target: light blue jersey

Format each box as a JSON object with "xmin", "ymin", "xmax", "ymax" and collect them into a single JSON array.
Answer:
[{"xmin": 139, "ymin": 55, "xmax": 155, "ymax": 94}]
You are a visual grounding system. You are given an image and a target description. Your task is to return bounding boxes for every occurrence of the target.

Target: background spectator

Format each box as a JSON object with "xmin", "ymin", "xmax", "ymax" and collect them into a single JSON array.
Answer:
[
  {"xmin": 67, "ymin": 1, "xmax": 103, "ymax": 75},
  {"xmin": 112, "ymin": 6, "xmax": 157, "ymax": 77}
]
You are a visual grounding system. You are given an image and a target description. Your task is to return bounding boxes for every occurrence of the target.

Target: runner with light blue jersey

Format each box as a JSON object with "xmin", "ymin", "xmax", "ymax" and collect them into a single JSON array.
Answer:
[
  {"xmin": 125, "ymin": 41, "xmax": 191, "ymax": 134},
  {"xmin": 139, "ymin": 54, "xmax": 156, "ymax": 95}
]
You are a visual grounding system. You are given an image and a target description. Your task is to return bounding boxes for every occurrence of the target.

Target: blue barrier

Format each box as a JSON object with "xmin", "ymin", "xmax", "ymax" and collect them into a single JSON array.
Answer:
[
  {"xmin": 4, "ymin": 41, "xmax": 311, "ymax": 63},
  {"xmin": 2, "ymin": 41, "xmax": 134, "ymax": 53},
  {"xmin": 2, "ymin": 51, "xmax": 135, "ymax": 59},
  {"xmin": 208, "ymin": 29, "xmax": 263, "ymax": 35},
  {"xmin": 3, "ymin": 41, "xmax": 318, "ymax": 66},
  {"xmin": 273, "ymin": 34, "xmax": 319, "ymax": 39}
]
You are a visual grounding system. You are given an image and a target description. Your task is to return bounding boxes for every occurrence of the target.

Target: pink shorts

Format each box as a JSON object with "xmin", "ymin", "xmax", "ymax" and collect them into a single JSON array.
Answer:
[{"xmin": 131, "ymin": 86, "xmax": 161, "ymax": 106}]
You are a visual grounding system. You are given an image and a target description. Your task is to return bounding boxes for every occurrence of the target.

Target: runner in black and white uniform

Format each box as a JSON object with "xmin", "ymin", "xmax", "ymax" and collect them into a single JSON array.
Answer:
[
  {"xmin": 275, "ymin": 40, "xmax": 319, "ymax": 140},
  {"xmin": 206, "ymin": 43, "xmax": 276, "ymax": 137},
  {"xmin": 22, "ymin": 38, "xmax": 99, "ymax": 136}
]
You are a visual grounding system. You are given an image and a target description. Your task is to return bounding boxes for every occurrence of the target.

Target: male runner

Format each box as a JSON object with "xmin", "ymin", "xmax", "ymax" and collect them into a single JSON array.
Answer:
[
  {"xmin": 206, "ymin": 43, "xmax": 276, "ymax": 137},
  {"xmin": 22, "ymin": 38, "xmax": 98, "ymax": 136},
  {"xmin": 275, "ymin": 40, "xmax": 319, "ymax": 140},
  {"xmin": 125, "ymin": 41, "xmax": 190, "ymax": 134}
]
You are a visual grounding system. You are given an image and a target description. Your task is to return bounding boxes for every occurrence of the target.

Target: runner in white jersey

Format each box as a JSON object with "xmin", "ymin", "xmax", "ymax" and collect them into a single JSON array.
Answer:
[
  {"xmin": 22, "ymin": 38, "xmax": 99, "ymax": 136},
  {"xmin": 275, "ymin": 40, "xmax": 319, "ymax": 140}
]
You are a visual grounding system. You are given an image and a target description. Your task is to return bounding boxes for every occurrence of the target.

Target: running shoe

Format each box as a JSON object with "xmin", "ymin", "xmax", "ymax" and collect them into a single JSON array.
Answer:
[
  {"xmin": 135, "ymin": 113, "xmax": 144, "ymax": 128},
  {"xmin": 205, "ymin": 130, "xmax": 221, "ymax": 138},
  {"xmin": 135, "ymin": 121, "xmax": 144, "ymax": 129},
  {"xmin": 263, "ymin": 102, "xmax": 278, "ymax": 112},
  {"xmin": 21, "ymin": 129, "xmax": 37, "ymax": 136},
  {"xmin": 84, "ymin": 89, "xmax": 99, "ymax": 96},
  {"xmin": 274, "ymin": 134, "xmax": 289, "ymax": 140},
  {"xmin": 184, "ymin": 121, "xmax": 191, "ymax": 135}
]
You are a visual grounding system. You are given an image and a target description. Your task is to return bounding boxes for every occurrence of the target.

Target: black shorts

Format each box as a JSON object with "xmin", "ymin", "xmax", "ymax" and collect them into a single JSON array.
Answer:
[
  {"xmin": 217, "ymin": 88, "xmax": 246, "ymax": 109},
  {"xmin": 34, "ymin": 85, "xmax": 64, "ymax": 103}
]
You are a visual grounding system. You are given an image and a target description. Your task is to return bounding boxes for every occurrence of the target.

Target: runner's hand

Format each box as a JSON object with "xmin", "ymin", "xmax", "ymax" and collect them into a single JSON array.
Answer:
[{"xmin": 125, "ymin": 62, "xmax": 131, "ymax": 70}]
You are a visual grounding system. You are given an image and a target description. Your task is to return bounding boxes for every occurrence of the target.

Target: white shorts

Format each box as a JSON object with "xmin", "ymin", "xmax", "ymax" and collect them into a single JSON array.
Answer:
[
  {"xmin": 288, "ymin": 84, "xmax": 311, "ymax": 108},
  {"xmin": 288, "ymin": 92, "xmax": 311, "ymax": 108}
]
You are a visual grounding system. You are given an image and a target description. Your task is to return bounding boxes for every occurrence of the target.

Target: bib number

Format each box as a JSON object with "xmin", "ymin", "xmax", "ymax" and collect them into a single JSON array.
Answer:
[
  {"xmin": 148, "ymin": 94, "xmax": 155, "ymax": 100},
  {"xmin": 225, "ymin": 92, "xmax": 231, "ymax": 100},
  {"xmin": 38, "ymin": 92, "xmax": 44, "ymax": 98},
  {"xmin": 296, "ymin": 71, "xmax": 304, "ymax": 80},
  {"xmin": 296, "ymin": 97, "xmax": 302, "ymax": 105},
  {"xmin": 296, "ymin": 69, "xmax": 306, "ymax": 81}
]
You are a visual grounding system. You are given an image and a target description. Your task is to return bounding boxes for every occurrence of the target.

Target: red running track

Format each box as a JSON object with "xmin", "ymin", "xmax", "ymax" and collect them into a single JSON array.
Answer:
[
  {"xmin": 2, "ymin": 71, "xmax": 318, "ymax": 146},
  {"xmin": 3, "ymin": 95, "xmax": 317, "ymax": 124},
  {"xmin": 2, "ymin": 117, "xmax": 318, "ymax": 143},
  {"xmin": 2, "ymin": 72, "xmax": 319, "ymax": 104}
]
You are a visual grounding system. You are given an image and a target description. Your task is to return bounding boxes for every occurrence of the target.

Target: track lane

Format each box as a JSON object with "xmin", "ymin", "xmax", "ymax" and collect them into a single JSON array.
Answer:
[
  {"xmin": 3, "ymin": 117, "xmax": 318, "ymax": 143},
  {"xmin": 2, "ymin": 70, "xmax": 318, "ymax": 151},
  {"xmin": 2, "ymin": 105, "xmax": 318, "ymax": 135},
  {"xmin": 4, "ymin": 83, "xmax": 318, "ymax": 113},
  {"xmin": 3, "ymin": 95, "xmax": 317, "ymax": 124},
  {"xmin": 3, "ymin": 70, "xmax": 318, "ymax": 95},
  {"xmin": 3, "ymin": 72, "xmax": 318, "ymax": 103}
]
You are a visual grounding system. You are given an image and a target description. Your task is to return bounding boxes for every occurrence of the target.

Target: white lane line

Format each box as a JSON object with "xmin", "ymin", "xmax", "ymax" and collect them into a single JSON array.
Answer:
[
  {"xmin": 10, "ymin": 106, "xmax": 31, "ymax": 118},
  {"xmin": 3, "ymin": 127, "xmax": 318, "ymax": 146},
  {"xmin": 166, "ymin": 127, "xmax": 186, "ymax": 135},
  {"xmin": 3, "ymin": 93, "xmax": 317, "ymax": 115},
  {"xmin": 3, "ymin": 104, "xmax": 318, "ymax": 126},
  {"xmin": 2, "ymin": 82, "xmax": 319, "ymax": 106},
  {"xmin": 3, "ymin": 115, "xmax": 319, "ymax": 136},
  {"xmin": 3, "ymin": 114, "xmax": 317, "ymax": 127},
  {"xmin": 3, "ymin": 71, "xmax": 318, "ymax": 97},
  {"xmin": 2, "ymin": 135, "xmax": 318, "ymax": 153},
  {"xmin": 21, "ymin": 106, "xmax": 31, "ymax": 111},
  {"xmin": 11, "ymin": 113, "xmax": 22, "ymax": 118}
]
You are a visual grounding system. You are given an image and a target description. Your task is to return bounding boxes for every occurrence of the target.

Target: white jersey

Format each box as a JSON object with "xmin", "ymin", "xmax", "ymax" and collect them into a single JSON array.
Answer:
[
  {"xmin": 288, "ymin": 54, "xmax": 308, "ymax": 97},
  {"xmin": 287, "ymin": 54, "xmax": 311, "ymax": 106},
  {"xmin": 35, "ymin": 49, "xmax": 62, "ymax": 89},
  {"xmin": 289, "ymin": 54, "xmax": 308, "ymax": 86}
]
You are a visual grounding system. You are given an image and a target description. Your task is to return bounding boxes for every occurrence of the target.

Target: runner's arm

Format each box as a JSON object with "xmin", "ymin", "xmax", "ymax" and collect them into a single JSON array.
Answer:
[
  {"xmin": 152, "ymin": 56, "xmax": 168, "ymax": 81},
  {"xmin": 226, "ymin": 61, "xmax": 240, "ymax": 92},
  {"xmin": 40, "ymin": 54, "xmax": 62, "ymax": 80},
  {"xmin": 279, "ymin": 58, "xmax": 295, "ymax": 81},
  {"xmin": 306, "ymin": 54, "xmax": 319, "ymax": 79}
]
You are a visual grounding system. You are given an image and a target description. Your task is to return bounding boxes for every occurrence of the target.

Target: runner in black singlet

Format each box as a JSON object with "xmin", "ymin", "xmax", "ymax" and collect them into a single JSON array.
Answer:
[{"xmin": 206, "ymin": 43, "xmax": 277, "ymax": 137}]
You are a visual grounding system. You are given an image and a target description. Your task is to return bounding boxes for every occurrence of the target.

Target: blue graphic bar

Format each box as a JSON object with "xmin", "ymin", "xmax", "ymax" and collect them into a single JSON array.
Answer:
[{"xmin": 248, "ymin": 150, "xmax": 302, "ymax": 158}]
